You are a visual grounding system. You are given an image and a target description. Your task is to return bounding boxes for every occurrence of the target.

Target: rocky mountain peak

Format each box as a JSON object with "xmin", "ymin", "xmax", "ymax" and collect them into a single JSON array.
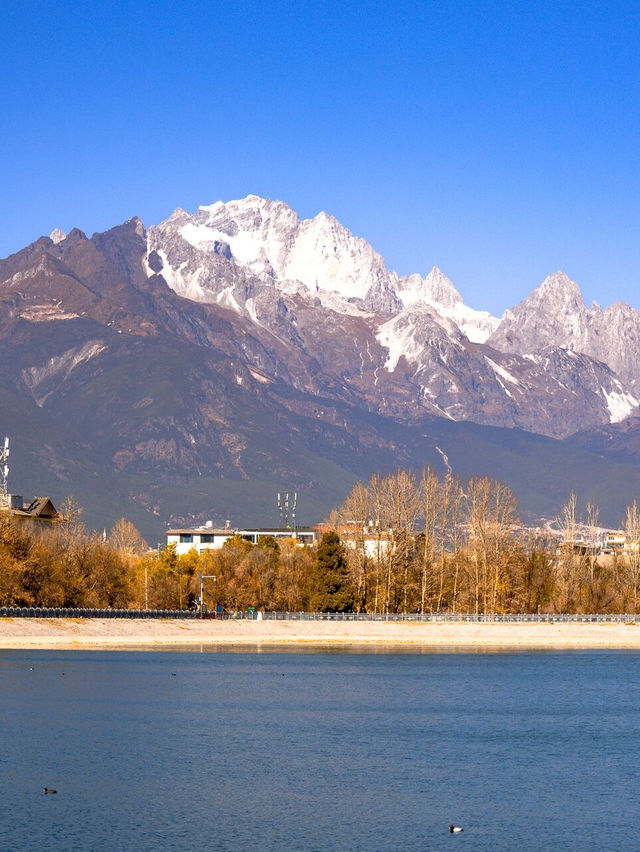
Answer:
[
  {"xmin": 396, "ymin": 266, "xmax": 462, "ymax": 310},
  {"xmin": 534, "ymin": 271, "xmax": 585, "ymax": 310},
  {"xmin": 195, "ymin": 195, "xmax": 300, "ymax": 238},
  {"xmin": 65, "ymin": 228, "xmax": 88, "ymax": 245},
  {"xmin": 489, "ymin": 270, "xmax": 589, "ymax": 356},
  {"xmin": 423, "ymin": 267, "xmax": 463, "ymax": 308},
  {"xmin": 125, "ymin": 217, "xmax": 146, "ymax": 238}
]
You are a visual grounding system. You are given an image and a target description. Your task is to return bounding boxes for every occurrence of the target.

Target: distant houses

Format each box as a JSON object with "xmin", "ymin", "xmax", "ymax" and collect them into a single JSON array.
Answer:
[
  {"xmin": 166, "ymin": 519, "xmax": 640, "ymax": 560},
  {"xmin": 559, "ymin": 529, "xmax": 634, "ymax": 556}
]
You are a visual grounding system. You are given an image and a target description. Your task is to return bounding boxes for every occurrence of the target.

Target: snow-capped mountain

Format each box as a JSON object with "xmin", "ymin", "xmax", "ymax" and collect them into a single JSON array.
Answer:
[
  {"xmin": 4, "ymin": 197, "xmax": 640, "ymax": 533},
  {"xmin": 143, "ymin": 195, "xmax": 640, "ymax": 432},
  {"xmin": 146, "ymin": 195, "xmax": 503, "ymax": 337},
  {"xmin": 146, "ymin": 195, "xmax": 401, "ymax": 315}
]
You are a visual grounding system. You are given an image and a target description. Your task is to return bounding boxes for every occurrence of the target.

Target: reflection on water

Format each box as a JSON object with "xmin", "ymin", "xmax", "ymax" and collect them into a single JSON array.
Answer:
[{"xmin": 2, "ymin": 650, "xmax": 639, "ymax": 850}]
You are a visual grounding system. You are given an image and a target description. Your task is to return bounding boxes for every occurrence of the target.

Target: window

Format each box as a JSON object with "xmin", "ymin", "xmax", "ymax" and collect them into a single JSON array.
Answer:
[
  {"xmin": 200, "ymin": 534, "xmax": 214, "ymax": 544},
  {"xmin": 179, "ymin": 534, "xmax": 193, "ymax": 543}
]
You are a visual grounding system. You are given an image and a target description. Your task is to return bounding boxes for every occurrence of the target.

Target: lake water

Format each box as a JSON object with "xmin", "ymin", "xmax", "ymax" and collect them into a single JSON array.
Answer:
[{"xmin": 1, "ymin": 649, "xmax": 639, "ymax": 851}]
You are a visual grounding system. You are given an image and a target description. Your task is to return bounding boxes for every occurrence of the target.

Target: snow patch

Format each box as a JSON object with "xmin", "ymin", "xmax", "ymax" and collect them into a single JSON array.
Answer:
[
  {"xmin": 245, "ymin": 297, "xmax": 260, "ymax": 326},
  {"xmin": 603, "ymin": 389, "xmax": 639, "ymax": 423},
  {"xmin": 435, "ymin": 446, "xmax": 453, "ymax": 470},
  {"xmin": 215, "ymin": 286, "xmax": 242, "ymax": 313},
  {"xmin": 49, "ymin": 228, "xmax": 66, "ymax": 244},
  {"xmin": 376, "ymin": 317, "xmax": 426, "ymax": 372},
  {"xmin": 484, "ymin": 356, "xmax": 522, "ymax": 388}
]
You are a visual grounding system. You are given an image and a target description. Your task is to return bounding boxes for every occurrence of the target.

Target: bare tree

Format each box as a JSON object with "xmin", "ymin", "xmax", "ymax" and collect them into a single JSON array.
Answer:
[
  {"xmin": 466, "ymin": 477, "xmax": 491, "ymax": 615},
  {"xmin": 553, "ymin": 492, "xmax": 582, "ymax": 613},
  {"xmin": 108, "ymin": 518, "xmax": 148, "ymax": 558},
  {"xmin": 419, "ymin": 467, "xmax": 439, "ymax": 613},
  {"xmin": 465, "ymin": 477, "xmax": 518, "ymax": 615},
  {"xmin": 367, "ymin": 473, "xmax": 387, "ymax": 613},
  {"xmin": 382, "ymin": 470, "xmax": 420, "ymax": 613},
  {"xmin": 622, "ymin": 499, "xmax": 640, "ymax": 613},
  {"xmin": 339, "ymin": 480, "xmax": 372, "ymax": 611}
]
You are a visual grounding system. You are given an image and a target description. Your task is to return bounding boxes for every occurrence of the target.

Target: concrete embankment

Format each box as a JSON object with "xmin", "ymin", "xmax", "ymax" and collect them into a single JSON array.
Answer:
[{"xmin": 2, "ymin": 618, "xmax": 640, "ymax": 650}]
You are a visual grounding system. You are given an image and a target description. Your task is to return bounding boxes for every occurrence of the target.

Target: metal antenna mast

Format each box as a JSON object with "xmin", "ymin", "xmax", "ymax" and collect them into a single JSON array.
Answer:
[
  {"xmin": 277, "ymin": 491, "xmax": 298, "ymax": 528},
  {"xmin": 0, "ymin": 437, "xmax": 9, "ymax": 506}
]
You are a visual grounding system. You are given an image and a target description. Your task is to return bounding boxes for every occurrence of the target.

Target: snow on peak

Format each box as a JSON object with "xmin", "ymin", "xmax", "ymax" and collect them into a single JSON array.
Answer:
[
  {"xmin": 148, "ymin": 195, "xmax": 502, "ymax": 340},
  {"xmin": 49, "ymin": 228, "xmax": 66, "ymax": 245},
  {"xmin": 396, "ymin": 267, "xmax": 498, "ymax": 343},
  {"xmin": 151, "ymin": 195, "xmax": 397, "ymax": 310}
]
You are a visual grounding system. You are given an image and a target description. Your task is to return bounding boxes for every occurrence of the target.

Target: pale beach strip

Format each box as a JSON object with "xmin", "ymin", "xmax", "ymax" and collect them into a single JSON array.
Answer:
[{"xmin": 2, "ymin": 618, "xmax": 640, "ymax": 650}]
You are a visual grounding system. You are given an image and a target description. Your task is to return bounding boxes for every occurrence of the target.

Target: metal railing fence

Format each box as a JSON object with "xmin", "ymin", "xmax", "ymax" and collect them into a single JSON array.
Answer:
[
  {"xmin": 0, "ymin": 607, "xmax": 199, "ymax": 619},
  {"xmin": 0, "ymin": 607, "xmax": 639, "ymax": 623}
]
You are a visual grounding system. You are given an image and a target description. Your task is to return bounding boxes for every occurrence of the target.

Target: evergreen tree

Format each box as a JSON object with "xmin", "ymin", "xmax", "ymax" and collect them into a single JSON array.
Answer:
[{"xmin": 308, "ymin": 531, "xmax": 355, "ymax": 612}]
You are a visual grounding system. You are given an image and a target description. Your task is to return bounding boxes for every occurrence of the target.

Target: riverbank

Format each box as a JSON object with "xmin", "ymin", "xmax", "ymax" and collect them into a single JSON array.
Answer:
[{"xmin": 2, "ymin": 617, "xmax": 640, "ymax": 650}]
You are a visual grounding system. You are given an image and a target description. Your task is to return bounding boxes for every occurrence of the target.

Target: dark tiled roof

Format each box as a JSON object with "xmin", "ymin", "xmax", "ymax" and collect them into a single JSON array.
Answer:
[{"xmin": 10, "ymin": 497, "xmax": 59, "ymax": 520}]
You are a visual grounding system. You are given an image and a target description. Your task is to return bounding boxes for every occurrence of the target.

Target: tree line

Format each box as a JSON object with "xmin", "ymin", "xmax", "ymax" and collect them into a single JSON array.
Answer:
[
  {"xmin": 333, "ymin": 470, "xmax": 640, "ymax": 614},
  {"xmin": 0, "ymin": 500, "xmax": 344, "ymax": 612},
  {"xmin": 2, "ymin": 471, "xmax": 640, "ymax": 613}
]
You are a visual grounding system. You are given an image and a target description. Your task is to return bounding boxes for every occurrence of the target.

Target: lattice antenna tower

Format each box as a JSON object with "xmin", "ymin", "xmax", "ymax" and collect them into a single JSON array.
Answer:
[
  {"xmin": 277, "ymin": 491, "xmax": 298, "ymax": 528},
  {"xmin": 1, "ymin": 437, "xmax": 9, "ymax": 504}
]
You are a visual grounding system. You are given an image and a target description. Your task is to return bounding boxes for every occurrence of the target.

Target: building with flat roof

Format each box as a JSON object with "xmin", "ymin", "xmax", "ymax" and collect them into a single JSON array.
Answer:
[{"xmin": 166, "ymin": 523, "xmax": 317, "ymax": 555}]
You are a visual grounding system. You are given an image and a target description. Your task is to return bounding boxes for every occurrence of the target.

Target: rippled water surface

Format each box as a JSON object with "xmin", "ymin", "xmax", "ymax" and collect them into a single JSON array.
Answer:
[{"xmin": 2, "ymin": 650, "xmax": 639, "ymax": 850}]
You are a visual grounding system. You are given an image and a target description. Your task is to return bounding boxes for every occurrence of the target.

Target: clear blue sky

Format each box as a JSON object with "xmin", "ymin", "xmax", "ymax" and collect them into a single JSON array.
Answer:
[{"xmin": 2, "ymin": 0, "xmax": 639, "ymax": 315}]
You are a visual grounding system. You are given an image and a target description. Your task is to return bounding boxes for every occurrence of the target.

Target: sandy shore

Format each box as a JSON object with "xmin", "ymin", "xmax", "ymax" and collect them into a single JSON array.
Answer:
[{"xmin": 1, "ymin": 617, "xmax": 640, "ymax": 650}]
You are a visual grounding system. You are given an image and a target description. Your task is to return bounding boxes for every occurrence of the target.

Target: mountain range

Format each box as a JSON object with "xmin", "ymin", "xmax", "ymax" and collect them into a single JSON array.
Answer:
[{"xmin": 2, "ymin": 195, "xmax": 640, "ymax": 538}]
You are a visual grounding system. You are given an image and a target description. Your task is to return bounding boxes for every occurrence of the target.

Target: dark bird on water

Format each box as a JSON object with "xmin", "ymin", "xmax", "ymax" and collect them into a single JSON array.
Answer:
[
  {"xmin": 449, "ymin": 825, "xmax": 463, "ymax": 833},
  {"xmin": 43, "ymin": 788, "xmax": 57, "ymax": 795}
]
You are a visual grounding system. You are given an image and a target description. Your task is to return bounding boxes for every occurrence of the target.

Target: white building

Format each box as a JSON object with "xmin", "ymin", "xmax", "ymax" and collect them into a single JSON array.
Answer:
[
  {"xmin": 237, "ymin": 527, "xmax": 316, "ymax": 546},
  {"xmin": 166, "ymin": 523, "xmax": 317, "ymax": 555}
]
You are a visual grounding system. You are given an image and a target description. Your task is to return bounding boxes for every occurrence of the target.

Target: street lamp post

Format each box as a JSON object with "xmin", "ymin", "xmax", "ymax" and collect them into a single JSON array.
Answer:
[{"xmin": 199, "ymin": 574, "xmax": 216, "ymax": 618}]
